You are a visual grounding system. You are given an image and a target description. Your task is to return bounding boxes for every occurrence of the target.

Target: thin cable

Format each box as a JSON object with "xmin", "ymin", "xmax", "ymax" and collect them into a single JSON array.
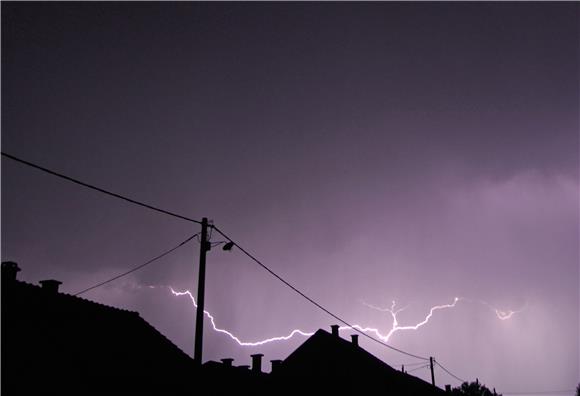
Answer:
[
  {"xmin": 435, "ymin": 360, "xmax": 466, "ymax": 383},
  {"xmin": 74, "ymin": 233, "xmax": 198, "ymax": 296},
  {"xmin": 396, "ymin": 361, "xmax": 429, "ymax": 367},
  {"xmin": 1, "ymin": 152, "xmax": 201, "ymax": 225},
  {"xmin": 504, "ymin": 392, "xmax": 575, "ymax": 395},
  {"xmin": 407, "ymin": 364, "xmax": 430, "ymax": 373},
  {"xmin": 211, "ymin": 224, "xmax": 429, "ymax": 361}
]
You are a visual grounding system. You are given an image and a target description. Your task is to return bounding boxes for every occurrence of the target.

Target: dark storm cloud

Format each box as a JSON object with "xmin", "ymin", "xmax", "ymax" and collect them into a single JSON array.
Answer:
[{"xmin": 2, "ymin": 3, "xmax": 578, "ymax": 393}]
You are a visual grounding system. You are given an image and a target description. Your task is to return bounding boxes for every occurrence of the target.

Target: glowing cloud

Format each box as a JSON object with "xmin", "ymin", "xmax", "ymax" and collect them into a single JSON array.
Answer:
[{"xmin": 474, "ymin": 299, "xmax": 528, "ymax": 321}]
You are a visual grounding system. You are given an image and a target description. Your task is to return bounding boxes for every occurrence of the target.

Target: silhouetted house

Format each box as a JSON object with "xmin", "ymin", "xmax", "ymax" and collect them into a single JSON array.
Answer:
[
  {"xmin": 1, "ymin": 262, "xmax": 196, "ymax": 395},
  {"xmin": 3, "ymin": 261, "xmax": 451, "ymax": 396},
  {"xmin": 271, "ymin": 325, "xmax": 446, "ymax": 395}
]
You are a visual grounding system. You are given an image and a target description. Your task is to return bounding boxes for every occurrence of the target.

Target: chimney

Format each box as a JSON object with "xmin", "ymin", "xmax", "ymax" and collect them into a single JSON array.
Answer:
[
  {"xmin": 270, "ymin": 359, "xmax": 283, "ymax": 373},
  {"xmin": 2, "ymin": 261, "xmax": 21, "ymax": 283},
  {"xmin": 251, "ymin": 353, "xmax": 263, "ymax": 373},
  {"xmin": 351, "ymin": 334, "xmax": 359, "ymax": 347},
  {"xmin": 445, "ymin": 385, "xmax": 452, "ymax": 393},
  {"xmin": 330, "ymin": 325, "xmax": 340, "ymax": 337},
  {"xmin": 220, "ymin": 358, "xmax": 234, "ymax": 367},
  {"xmin": 39, "ymin": 279, "xmax": 62, "ymax": 294}
]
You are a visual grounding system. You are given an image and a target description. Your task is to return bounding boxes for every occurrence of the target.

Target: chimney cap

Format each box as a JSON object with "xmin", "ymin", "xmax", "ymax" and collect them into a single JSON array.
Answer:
[
  {"xmin": 220, "ymin": 358, "xmax": 234, "ymax": 367},
  {"xmin": 39, "ymin": 279, "xmax": 62, "ymax": 293},
  {"xmin": 2, "ymin": 261, "xmax": 20, "ymax": 270},
  {"xmin": 351, "ymin": 334, "xmax": 359, "ymax": 346},
  {"xmin": 330, "ymin": 324, "xmax": 340, "ymax": 336},
  {"xmin": 251, "ymin": 353, "xmax": 264, "ymax": 373},
  {"xmin": 2, "ymin": 261, "xmax": 21, "ymax": 279}
]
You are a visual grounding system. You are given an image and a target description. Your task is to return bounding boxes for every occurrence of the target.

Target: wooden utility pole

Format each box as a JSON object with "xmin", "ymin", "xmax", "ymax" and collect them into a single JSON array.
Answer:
[
  {"xmin": 194, "ymin": 217, "xmax": 209, "ymax": 366},
  {"xmin": 430, "ymin": 357, "xmax": 436, "ymax": 387}
]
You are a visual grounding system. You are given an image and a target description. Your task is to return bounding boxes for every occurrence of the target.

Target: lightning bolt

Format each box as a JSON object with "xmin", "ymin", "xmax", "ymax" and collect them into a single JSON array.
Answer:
[
  {"xmin": 169, "ymin": 288, "xmax": 315, "ymax": 346},
  {"xmin": 169, "ymin": 287, "xmax": 467, "ymax": 347},
  {"xmin": 361, "ymin": 297, "xmax": 461, "ymax": 342},
  {"xmin": 363, "ymin": 297, "xmax": 525, "ymax": 326},
  {"xmin": 166, "ymin": 283, "xmax": 525, "ymax": 348}
]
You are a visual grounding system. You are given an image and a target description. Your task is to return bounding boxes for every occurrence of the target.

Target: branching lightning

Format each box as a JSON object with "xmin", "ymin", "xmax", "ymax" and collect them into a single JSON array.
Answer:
[
  {"xmin": 164, "ymin": 286, "xmax": 526, "ymax": 347},
  {"xmin": 169, "ymin": 288, "xmax": 315, "ymax": 346},
  {"xmin": 360, "ymin": 297, "xmax": 461, "ymax": 341},
  {"xmin": 169, "ymin": 286, "xmax": 405, "ymax": 346},
  {"xmin": 363, "ymin": 297, "xmax": 526, "ymax": 323},
  {"xmin": 168, "ymin": 286, "xmax": 524, "ymax": 348}
]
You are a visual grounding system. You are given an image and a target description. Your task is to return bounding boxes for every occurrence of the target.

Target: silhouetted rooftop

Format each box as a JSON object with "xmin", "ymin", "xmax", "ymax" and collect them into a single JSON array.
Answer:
[
  {"xmin": 2, "ymin": 263, "xmax": 448, "ymax": 396},
  {"xmin": 2, "ymin": 263, "xmax": 195, "ymax": 395},
  {"xmin": 276, "ymin": 327, "xmax": 446, "ymax": 395}
]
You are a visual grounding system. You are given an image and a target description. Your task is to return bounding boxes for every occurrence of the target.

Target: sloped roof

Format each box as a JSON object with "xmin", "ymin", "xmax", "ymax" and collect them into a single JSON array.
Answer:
[
  {"xmin": 276, "ymin": 329, "xmax": 446, "ymax": 395},
  {"xmin": 2, "ymin": 276, "xmax": 195, "ymax": 395}
]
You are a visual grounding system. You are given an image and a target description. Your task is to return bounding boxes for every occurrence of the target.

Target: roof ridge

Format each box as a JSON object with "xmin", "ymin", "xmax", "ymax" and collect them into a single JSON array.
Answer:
[{"xmin": 12, "ymin": 279, "xmax": 140, "ymax": 315}]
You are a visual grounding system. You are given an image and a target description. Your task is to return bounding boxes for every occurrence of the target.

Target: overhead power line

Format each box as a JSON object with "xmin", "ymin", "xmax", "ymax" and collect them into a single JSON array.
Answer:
[
  {"xmin": 211, "ymin": 224, "xmax": 429, "ymax": 361},
  {"xmin": 2, "ymin": 151, "xmax": 425, "ymax": 359},
  {"xmin": 397, "ymin": 361, "xmax": 429, "ymax": 367},
  {"xmin": 3, "ymin": 151, "xmax": 505, "ymax": 383},
  {"xmin": 407, "ymin": 364, "xmax": 430, "ymax": 373},
  {"xmin": 74, "ymin": 233, "xmax": 198, "ymax": 296},
  {"xmin": 435, "ymin": 360, "xmax": 466, "ymax": 383},
  {"xmin": 1, "ymin": 152, "xmax": 201, "ymax": 225},
  {"xmin": 508, "ymin": 392, "xmax": 575, "ymax": 395}
]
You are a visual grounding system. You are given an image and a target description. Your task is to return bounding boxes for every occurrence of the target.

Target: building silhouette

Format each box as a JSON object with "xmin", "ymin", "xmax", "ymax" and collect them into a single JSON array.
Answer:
[
  {"xmin": 2, "ymin": 261, "xmax": 449, "ymax": 395},
  {"xmin": 1, "ymin": 262, "xmax": 196, "ymax": 395},
  {"xmin": 272, "ymin": 325, "xmax": 445, "ymax": 395}
]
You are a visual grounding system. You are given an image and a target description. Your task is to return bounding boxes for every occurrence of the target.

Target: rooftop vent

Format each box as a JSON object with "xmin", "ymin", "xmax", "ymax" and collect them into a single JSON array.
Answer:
[
  {"xmin": 330, "ymin": 325, "xmax": 340, "ymax": 337},
  {"xmin": 251, "ymin": 353, "xmax": 264, "ymax": 373},
  {"xmin": 351, "ymin": 334, "xmax": 359, "ymax": 347},
  {"xmin": 1, "ymin": 261, "xmax": 21, "ymax": 283},
  {"xmin": 39, "ymin": 279, "xmax": 62, "ymax": 294}
]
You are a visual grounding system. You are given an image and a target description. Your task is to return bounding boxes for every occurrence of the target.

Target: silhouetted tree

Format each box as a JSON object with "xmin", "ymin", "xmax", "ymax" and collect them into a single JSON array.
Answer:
[
  {"xmin": 451, "ymin": 379, "xmax": 501, "ymax": 396},
  {"xmin": 575, "ymin": 383, "xmax": 579, "ymax": 396}
]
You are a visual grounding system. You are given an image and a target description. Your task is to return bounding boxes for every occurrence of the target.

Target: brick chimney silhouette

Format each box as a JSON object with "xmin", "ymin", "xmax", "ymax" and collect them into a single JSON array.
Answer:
[
  {"xmin": 39, "ymin": 279, "xmax": 62, "ymax": 294},
  {"xmin": 330, "ymin": 325, "xmax": 340, "ymax": 337},
  {"xmin": 2, "ymin": 261, "xmax": 20, "ymax": 283},
  {"xmin": 220, "ymin": 358, "xmax": 234, "ymax": 367},
  {"xmin": 351, "ymin": 334, "xmax": 359, "ymax": 347},
  {"xmin": 251, "ymin": 354, "xmax": 263, "ymax": 373}
]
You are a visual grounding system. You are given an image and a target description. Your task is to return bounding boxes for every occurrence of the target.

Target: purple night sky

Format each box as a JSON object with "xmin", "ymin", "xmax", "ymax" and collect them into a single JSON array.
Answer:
[{"xmin": 2, "ymin": 3, "xmax": 578, "ymax": 394}]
